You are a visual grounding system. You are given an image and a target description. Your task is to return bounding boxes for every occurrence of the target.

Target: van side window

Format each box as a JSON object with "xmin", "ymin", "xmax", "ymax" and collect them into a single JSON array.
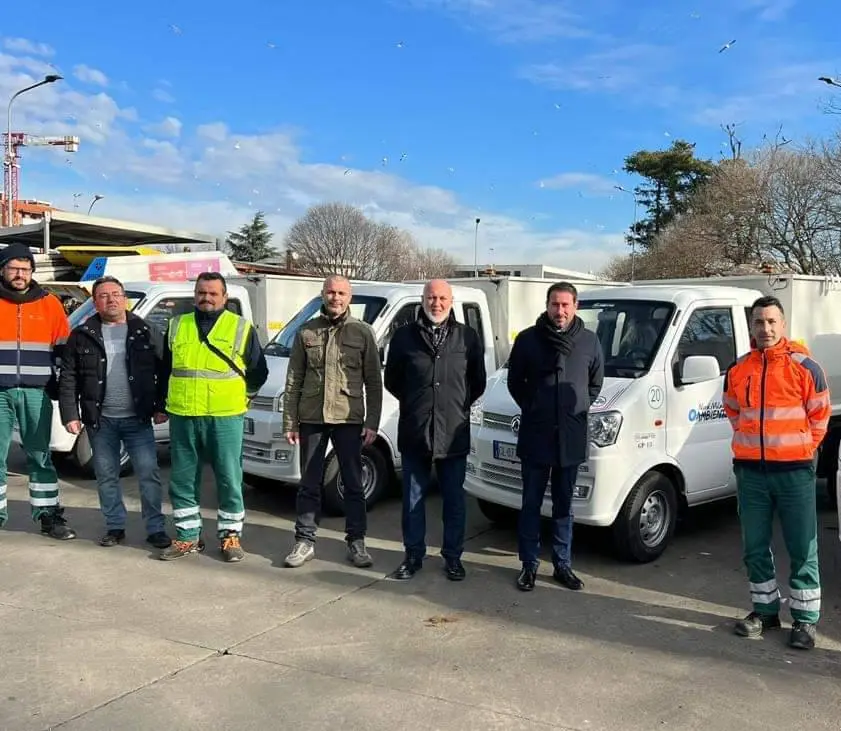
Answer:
[
  {"xmin": 463, "ymin": 303, "xmax": 485, "ymax": 343},
  {"xmin": 676, "ymin": 307, "xmax": 736, "ymax": 374},
  {"xmin": 226, "ymin": 298, "xmax": 243, "ymax": 316},
  {"xmin": 381, "ymin": 303, "xmax": 419, "ymax": 348},
  {"xmin": 144, "ymin": 297, "xmax": 194, "ymax": 337}
]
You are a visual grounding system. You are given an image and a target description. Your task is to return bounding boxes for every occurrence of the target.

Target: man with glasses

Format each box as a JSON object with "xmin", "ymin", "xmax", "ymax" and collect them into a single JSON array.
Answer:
[
  {"xmin": 0, "ymin": 242, "xmax": 76, "ymax": 539},
  {"xmin": 59, "ymin": 276, "xmax": 171, "ymax": 549}
]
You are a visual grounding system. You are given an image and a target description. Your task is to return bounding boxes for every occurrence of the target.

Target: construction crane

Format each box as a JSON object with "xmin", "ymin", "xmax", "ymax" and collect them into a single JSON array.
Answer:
[{"xmin": 2, "ymin": 132, "xmax": 80, "ymax": 227}]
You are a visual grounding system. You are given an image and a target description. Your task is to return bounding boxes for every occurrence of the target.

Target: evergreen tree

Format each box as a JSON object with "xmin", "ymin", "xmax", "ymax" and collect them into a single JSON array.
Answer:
[{"xmin": 225, "ymin": 211, "xmax": 278, "ymax": 262}]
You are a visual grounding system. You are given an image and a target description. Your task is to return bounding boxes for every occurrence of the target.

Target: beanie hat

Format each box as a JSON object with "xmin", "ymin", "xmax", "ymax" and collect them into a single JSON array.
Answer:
[{"xmin": 0, "ymin": 242, "xmax": 36, "ymax": 271}]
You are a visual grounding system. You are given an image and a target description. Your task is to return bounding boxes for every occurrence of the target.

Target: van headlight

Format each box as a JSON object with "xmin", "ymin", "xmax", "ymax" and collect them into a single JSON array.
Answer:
[
  {"xmin": 589, "ymin": 411, "xmax": 622, "ymax": 447},
  {"xmin": 469, "ymin": 398, "xmax": 484, "ymax": 425}
]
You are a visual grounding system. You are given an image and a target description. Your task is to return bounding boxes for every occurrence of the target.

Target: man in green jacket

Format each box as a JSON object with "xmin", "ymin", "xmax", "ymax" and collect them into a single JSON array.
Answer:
[
  {"xmin": 158, "ymin": 272, "xmax": 268, "ymax": 563},
  {"xmin": 283, "ymin": 275, "xmax": 383, "ymax": 569}
]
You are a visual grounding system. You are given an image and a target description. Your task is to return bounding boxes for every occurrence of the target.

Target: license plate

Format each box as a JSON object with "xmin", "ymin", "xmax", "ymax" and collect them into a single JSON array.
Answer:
[
  {"xmin": 493, "ymin": 440, "xmax": 518, "ymax": 462},
  {"xmin": 243, "ymin": 417, "xmax": 254, "ymax": 435}
]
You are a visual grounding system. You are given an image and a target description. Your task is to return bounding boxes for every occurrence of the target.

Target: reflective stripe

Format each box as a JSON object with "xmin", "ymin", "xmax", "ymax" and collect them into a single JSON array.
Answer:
[
  {"xmin": 790, "ymin": 598, "xmax": 821, "ymax": 611},
  {"xmin": 727, "ymin": 416, "xmax": 739, "ymax": 429},
  {"xmin": 741, "ymin": 406, "xmax": 806, "ymax": 421},
  {"xmin": 233, "ymin": 317, "xmax": 247, "ymax": 352},
  {"xmin": 172, "ymin": 506, "xmax": 200, "ymax": 519},
  {"xmin": 0, "ymin": 364, "xmax": 52, "ymax": 376},
  {"xmin": 168, "ymin": 316, "xmax": 183, "ymax": 348},
  {"xmin": 750, "ymin": 579, "xmax": 778, "ymax": 592},
  {"xmin": 30, "ymin": 496, "xmax": 59, "ymax": 507},
  {"xmin": 29, "ymin": 482, "xmax": 58, "ymax": 493},
  {"xmin": 734, "ymin": 432, "xmax": 811, "ymax": 448},
  {"xmin": 807, "ymin": 393, "xmax": 831, "ymax": 411},
  {"xmin": 0, "ymin": 341, "xmax": 52, "ymax": 351},
  {"xmin": 170, "ymin": 368, "xmax": 240, "ymax": 381},
  {"xmin": 749, "ymin": 579, "xmax": 780, "ymax": 604},
  {"xmin": 218, "ymin": 521, "xmax": 244, "ymax": 533},
  {"xmin": 175, "ymin": 518, "xmax": 203, "ymax": 530},
  {"xmin": 0, "ymin": 484, "xmax": 6, "ymax": 497},
  {"xmin": 218, "ymin": 510, "xmax": 245, "ymax": 521},
  {"xmin": 0, "ymin": 498, "xmax": 6, "ymax": 511}
]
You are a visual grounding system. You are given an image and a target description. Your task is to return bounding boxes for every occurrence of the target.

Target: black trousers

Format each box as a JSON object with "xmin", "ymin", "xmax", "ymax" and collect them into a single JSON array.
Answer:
[{"xmin": 295, "ymin": 422, "xmax": 366, "ymax": 544}]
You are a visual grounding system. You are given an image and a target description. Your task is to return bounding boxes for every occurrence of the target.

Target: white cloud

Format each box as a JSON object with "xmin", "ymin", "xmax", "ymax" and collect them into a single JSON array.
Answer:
[
  {"xmin": 145, "ymin": 116, "xmax": 182, "ymax": 138},
  {"xmin": 152, "ymin": 87, "xmax": 175, "ymax": 103},
  {"xmin": 0, "ymin": 36, "xmax": 624, "ymax": 275},
  {"xmin": 537, "ymin": 172, "xmax": 616, "ymax": 195},
  {"xmin": 403, "ymin": 0, "xmax": 591, "ymax": 42},
  {"xmin": 2, "ymin": 38, "xmax": 53, "ymax": 56},
  {"xmin": 73, "ymin": 64, "xmax": 108, "ymax": 86},
  {"xmin": 519, "ymin": 44, "xmax": 668, "ymax": 92}
]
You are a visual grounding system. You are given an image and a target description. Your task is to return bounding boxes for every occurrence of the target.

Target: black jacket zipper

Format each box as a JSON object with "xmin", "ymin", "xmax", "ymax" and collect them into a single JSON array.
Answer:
[{"xmin": 759, "ymin": 353, "xmax": 768, "ymax": 462}]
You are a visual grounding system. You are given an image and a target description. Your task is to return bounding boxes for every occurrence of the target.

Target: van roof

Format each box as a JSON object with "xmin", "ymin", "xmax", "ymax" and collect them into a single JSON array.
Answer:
[{"xmin": 579, "ymin": 284, "xmax": 764, "ymax": 305}]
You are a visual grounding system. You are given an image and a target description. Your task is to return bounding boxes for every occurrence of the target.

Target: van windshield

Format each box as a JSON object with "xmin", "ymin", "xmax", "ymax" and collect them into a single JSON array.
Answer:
[
  {"xmin": 577, "ymin": 299, "xmax": 675, "ymax": 378},
  {"xmin": 264, "ymin": 295, "xmax": 388, "ymax": 357}
]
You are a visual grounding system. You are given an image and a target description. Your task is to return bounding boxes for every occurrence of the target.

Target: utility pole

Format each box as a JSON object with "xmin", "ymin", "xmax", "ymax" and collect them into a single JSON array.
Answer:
[{"xmin": 473, "ymin": 217, "xmax": 480, "ymax": 277}]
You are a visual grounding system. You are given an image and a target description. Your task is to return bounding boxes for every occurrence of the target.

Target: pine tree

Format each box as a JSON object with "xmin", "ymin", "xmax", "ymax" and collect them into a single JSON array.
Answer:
[{"xmin": 225, "ymin": 211, "xmax": 278, "ymax": 262}]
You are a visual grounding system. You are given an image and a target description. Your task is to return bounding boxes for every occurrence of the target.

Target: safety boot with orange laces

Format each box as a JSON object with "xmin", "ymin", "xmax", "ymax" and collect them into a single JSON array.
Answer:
[
  {"xmin": 221, "ymin": 532, "xmax": 245, "ymax": 563},
  {"xmin": 158, "ymin": 539, "xmax": 201, "ymax": 561}
]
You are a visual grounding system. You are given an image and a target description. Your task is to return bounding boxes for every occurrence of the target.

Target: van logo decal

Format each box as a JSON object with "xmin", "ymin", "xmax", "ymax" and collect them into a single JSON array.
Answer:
[
  {"xmin": 510, "ymin": 416, "xmax": 520, "ymax": 434},
  {"xmin": 688, "ymin": 400, "xmax": 726, "ymax": 422}
]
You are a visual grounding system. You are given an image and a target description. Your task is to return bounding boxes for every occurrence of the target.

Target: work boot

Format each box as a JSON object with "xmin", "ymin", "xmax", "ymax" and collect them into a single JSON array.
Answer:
[
  {"xmin": 40, "ymin": 508, "xmax": 77, "ymax": 540},
  {"xmin": 347, "ymin": 538, "xmax": 373, "ymax": 568},
  {"xmin": 158, "ymin": 539, "xmax": 200, "ymax": 561},
  {"xmin": 99, "ymin": 529, "xmax": 125, "ymax": 547},
  {"xmin": 789, "ymin": 621, "xmax": 817, "ymax": 650},
  {"xmin": 733, "ymin": 611, "xmax": 781, "ymax": 638},
  {"xmin": 221, "ymin": 532, "xmax": 245, "ymax": 563},
  {"xmin": 284, "ymin": 540, "xmax": 315, "ymax": 568}
]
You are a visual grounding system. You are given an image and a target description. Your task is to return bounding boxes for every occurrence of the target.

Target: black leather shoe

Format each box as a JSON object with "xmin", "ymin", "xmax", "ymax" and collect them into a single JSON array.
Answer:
[
  {"xmin": 393, "ymin": 558, "xmax": 423, "ymax": 580},
  {"xmin": 789, "ymin": 621, "xmax": 816, "ymax": 650},
  {"xmin": 517, "ymin": 565, "xmax": 537, "ymax": 591},
  {"xmin": 553, "ymin": 565, "xmax": 584, "ymax": 591},
  {"xmin": 444, "ymin": 558, "xmax": 466, "ymax": 581}
]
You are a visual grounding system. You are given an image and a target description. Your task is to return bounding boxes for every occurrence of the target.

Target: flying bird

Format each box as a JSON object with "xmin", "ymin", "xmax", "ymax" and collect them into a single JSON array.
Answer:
[
  {"xmin": 719, "ymin": 39, "xmax": 736, "ymax": 53},
  {"xmin": 169, "ymin": 24, "xmax": 183, "ymax": 35}
]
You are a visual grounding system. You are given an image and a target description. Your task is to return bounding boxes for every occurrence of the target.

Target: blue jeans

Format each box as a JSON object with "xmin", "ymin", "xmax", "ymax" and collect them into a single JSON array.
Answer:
[
  {"xmin": 401, "ymin": 452, "xmax": 467, "ymax": 562},
  {"xmin": 89, "ymin": 416, "xmax": 165, "ymax": 536},
  {"xmin": 518, "ymin": 462, "xmax": 577, "ymax": 570}
]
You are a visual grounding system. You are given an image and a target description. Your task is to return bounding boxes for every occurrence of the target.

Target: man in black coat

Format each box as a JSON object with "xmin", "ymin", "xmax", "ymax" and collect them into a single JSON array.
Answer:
[
  {"xmin": 507, "ymin": 281, "xmax": 604, "ymax": 592},
  {"xmin": 384, "ymin": 280, "xmax": 487, "ymax": 581},
  {"xmin": 59, "ymin": 276, "xmax": 171, "ymax": 549}
]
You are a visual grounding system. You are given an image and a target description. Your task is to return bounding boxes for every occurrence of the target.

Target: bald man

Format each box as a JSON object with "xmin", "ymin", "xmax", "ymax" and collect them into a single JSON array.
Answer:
[
  {"xmin": 384, "ymin": 279, "xmax": 487, "ymax": 581},
  {"xmin": 282, "ymin": 275, "xmax": 383, "ymax": 569}
]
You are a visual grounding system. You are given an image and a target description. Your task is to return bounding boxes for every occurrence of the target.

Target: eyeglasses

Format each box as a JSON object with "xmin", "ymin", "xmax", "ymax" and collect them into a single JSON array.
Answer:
[{"xmin": 4, "ymin": 266, "xmax": 32, "ymax": 275}]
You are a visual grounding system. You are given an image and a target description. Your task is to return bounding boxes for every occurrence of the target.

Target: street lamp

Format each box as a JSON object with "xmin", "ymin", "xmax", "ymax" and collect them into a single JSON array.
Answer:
[
  {"xmin": 614, "ymin": 185, "xmax": 639, "ymax": 283},
  {"xmin": 87, "ymin": 194, "xmax": 104, "ymax": 214},
  {"xmin": 4, "ymin": 74, "xmax": 62, "ymax": 226},
  {"xmin": 473, "ymin": 217, "xmax": 480, "ymax": 277}
]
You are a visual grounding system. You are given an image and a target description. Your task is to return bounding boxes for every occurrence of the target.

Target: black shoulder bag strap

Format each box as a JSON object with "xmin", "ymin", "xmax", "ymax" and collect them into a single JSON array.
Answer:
[{"xmin": 197, "ymin": 322, "xmax": 247, "ymax": 381}]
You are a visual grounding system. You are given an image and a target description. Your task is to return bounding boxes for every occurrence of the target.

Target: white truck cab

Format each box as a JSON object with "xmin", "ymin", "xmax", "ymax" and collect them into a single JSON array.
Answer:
[
  {"xmin": 242, "ymin": 283, "xmax": 496, "ymax": 514},
  {"xmin": 466, "ymin": 277, "xmax": 841, "ymax": 563}
]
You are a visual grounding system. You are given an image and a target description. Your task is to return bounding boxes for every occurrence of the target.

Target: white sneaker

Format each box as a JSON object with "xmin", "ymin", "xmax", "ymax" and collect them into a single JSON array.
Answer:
[{"xmin": 284, "ymin": 541, "xmax": 315, "ymax": 568}]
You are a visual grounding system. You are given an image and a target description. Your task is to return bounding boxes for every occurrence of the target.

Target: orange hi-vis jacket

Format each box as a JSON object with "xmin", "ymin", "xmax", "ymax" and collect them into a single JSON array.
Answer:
[
  {"xmin": 723, "ymin": 337, "xmax": 830, "ymax": 467},
  {"xmin": 0, "ymin": 285, "xmax": 69, "ymax": 390}
]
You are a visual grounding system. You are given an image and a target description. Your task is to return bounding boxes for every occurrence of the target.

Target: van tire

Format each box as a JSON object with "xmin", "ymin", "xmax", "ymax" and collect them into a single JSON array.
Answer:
[
  {"xmin": 477, "ymin": 499, "xmax": 518, "ymax": 527},
  {"xmin": 322, "ymin": 444, "xmax": 389, "ymax": 517},
  {"xmin": 72, "ymin": 428, "xmax": 132, "ymax": 477},
  {"xmin": 612, "ymin": 471, "xmax": 678, "ymax": 563}
]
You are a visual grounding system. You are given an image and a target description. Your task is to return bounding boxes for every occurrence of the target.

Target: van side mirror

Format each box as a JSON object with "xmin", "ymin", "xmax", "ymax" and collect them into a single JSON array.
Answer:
[{"xmin": 681, "ymin": 355, "xmax": 721, "ymax": 384}]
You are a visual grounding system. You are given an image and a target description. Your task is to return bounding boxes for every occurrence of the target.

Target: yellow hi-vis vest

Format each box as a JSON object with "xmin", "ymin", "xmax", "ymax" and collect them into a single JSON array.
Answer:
[{"xmin": 166, "ymin": 310, "xmax": 251, "ymax": 417}]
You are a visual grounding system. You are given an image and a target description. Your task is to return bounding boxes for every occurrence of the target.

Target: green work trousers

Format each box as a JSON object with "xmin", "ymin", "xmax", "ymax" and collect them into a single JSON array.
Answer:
[
  {"xmin": 735, "ymin": 464, "xmax": 820, "ymax": 624},
  {"xmin": 0, "ymin": 387, "xmax": 62, "ymax": 526},
  {"xmin": 168, "ymin": 414, "xmax": 246, "ymax": 542}
]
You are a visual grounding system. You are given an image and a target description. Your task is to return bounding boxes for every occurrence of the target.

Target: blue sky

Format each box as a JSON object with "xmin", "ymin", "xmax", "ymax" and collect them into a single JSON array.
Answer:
[{"xmin": 1, "ymin": 0, "xmax": 839, "ymax": 272}]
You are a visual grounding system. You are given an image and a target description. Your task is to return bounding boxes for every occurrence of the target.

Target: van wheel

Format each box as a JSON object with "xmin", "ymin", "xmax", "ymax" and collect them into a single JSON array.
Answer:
[
  {"xmin": 477, "ymin": 499, "xmax": 518, "ymax": 527},
  {"xmin": 612, "ymin": 471, "xmax": 677, "ymax": 563},
  {"xmin": 72, "ymin": 428, "xmax": 132, "ymax": 477},
  {"xmin": 322, "ymin": 445, "xmax": 389, "ymax": 516}
]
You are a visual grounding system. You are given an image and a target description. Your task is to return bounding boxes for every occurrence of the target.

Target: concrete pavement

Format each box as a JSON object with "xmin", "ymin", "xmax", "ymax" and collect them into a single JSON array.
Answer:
[{"xmin": 2, "ymin": 447, "xmax": 841, "ymax": 730}]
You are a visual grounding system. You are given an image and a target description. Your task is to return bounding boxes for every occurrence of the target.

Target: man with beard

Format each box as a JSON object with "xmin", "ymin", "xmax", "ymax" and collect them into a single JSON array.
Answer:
[
  {"xmin": 384, "ymin": 279, "xmax": 486, "ymax": 581},
  {"xmin": 0, "ymin": 242, "xmax": 76, "ymax": 539},
  {"xmin": 507, "ymin": 281, "xmax": 603, "ymax": 592},
  {"xmin": 282, "ymin": 275, "xmax": 383, "ymax": 569}
]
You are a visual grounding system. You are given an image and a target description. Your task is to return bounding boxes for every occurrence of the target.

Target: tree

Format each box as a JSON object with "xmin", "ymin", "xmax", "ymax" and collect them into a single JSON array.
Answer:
[
  {"xmin": 623, "ymin": 140, "xmax": 717, "ymax": 251},
  {"xmin": 225, "ymin": 211, "xmax": 278, "ymax": 262},
  {"xmin": 285, "ymin": 202, "xmax": 458, "ymax": 281}
]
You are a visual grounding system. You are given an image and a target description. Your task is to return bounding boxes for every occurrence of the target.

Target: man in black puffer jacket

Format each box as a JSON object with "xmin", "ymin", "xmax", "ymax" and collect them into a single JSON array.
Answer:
[
  {"xmin": 58, "ymin": 276, "xmax": 171, "ymax": 549},
  {"xmin": 507, "ymin": 281, "xmax": 603, "ymax": 593},
  {"xmin": 385, "ymin": 279, "xmax": 487, "ymax": 582}
]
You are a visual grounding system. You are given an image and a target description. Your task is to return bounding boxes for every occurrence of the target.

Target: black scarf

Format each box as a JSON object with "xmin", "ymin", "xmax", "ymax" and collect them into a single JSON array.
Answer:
[
  {"xmin": 537, "ymin": 312, "xmax": 583, "ymax": 362},
  {"xmin": 418, "ymin": 309, "xmax": 452, "ymax": 351},
  {"xmin": 0, "ymin": 279, "xmax": 47, "ymax": 305}
]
